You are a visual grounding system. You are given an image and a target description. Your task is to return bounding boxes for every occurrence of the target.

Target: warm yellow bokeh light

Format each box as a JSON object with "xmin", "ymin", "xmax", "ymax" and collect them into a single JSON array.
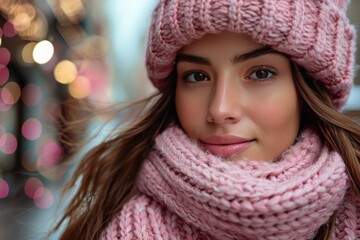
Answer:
[
  {"xmin": 22, "ymin": 42, "xmax": 37, "ymax": 64},
  {"xmin": 68, "ymin": 76, "xmax": 91, "ymax": 99},
  {"xmin": 11, "ymin": 3, "xmax": 36, "ymax": 20},
  {"xmin": 59, "ymin": 0, "xmax": 85, "ymax": 21},
  {"xmin": 54, "ymin": 60, "xmax": 78, "ymax": 84},
  {"xmin": 12, "ymin": 12, "xmax": 32, "ymax": 32},
  {"xmin": 3, "ymin": 82, "xmax": 21, "ymax": 104},
  {"xmin": 33, "ymin": 40, "xmax": 54, "ymax": 64},
  {"xmin": 30, "ymin": 17, "xmax": 47, "ymax": 40}
]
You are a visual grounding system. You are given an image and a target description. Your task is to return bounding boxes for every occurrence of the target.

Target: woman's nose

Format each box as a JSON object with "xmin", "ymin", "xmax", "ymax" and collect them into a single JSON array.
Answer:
[{"xmin": 206, "ymin": 78, "xmax": 242, "ymax": 124}]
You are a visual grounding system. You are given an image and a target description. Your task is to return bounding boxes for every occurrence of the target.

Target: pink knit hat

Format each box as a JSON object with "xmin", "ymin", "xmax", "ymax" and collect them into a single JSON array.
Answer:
[{"xmin": 145, "ymin": 0, "xmax": 356, "ymax": 109}]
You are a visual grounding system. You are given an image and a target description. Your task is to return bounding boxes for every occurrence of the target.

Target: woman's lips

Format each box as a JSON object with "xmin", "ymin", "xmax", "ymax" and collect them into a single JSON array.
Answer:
[{"xmin": 200, "ymin": 135, "xmax": 255, "ymax": 158}]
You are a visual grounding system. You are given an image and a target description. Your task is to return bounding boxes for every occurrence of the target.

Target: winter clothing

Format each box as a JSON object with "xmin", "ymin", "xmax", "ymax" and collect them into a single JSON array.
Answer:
[
  {"xmin": 101, "ymin": 126, "xmax": 360, "ymax": 240},
  {"xmin": 145, "ymin": 0, "xmax": 356, "ymax": 109},
  {"xmin": 101, "ymin": 0, "xmax": 360, "ymax": 239}
]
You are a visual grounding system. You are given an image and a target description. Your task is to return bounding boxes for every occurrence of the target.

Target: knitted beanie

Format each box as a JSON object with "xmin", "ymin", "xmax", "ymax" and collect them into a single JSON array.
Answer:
[{"xmin": 145, "ymin": 0, "xmax": 356, "ymax": 109}]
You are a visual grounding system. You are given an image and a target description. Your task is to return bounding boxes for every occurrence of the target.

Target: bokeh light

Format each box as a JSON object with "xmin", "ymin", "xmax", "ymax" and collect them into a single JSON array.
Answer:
[
  {"xmin": 54, "ymin": 60, "xmax": 77, "ymax": 84},
  {"xmin": 11, "ymin": 3, "xmax": 37, "ymax": 32},
  {"xmin": 34, "ymin": 187, "xmax": 54, "ymax": 209},
  {"xmin": 3, "ymin": 21, "xmax": 16, "ymax": 38},
  {"xmin": 0, "ymin": 0, "xmax": 123, "ymax": 227},
  {"xmin": 0, "ymin": 133, "xmax": 17, "ymax": 155},
  {"xmin": 0, "ymin": 66, "xmax": 9, "ymax": 86},
  {"xmin": 68, "ymin": 75, "xmax": 91, "ymax": 99},
  {"xmin": 22, "ymin": 118, "xmax": 42, "ymax": 141},
  {"xmin": 5, "ymin": 82, "xmax": 21, "ymax": 102},
  {"xmin": 1, "ymin": 86, "xmax": 13, "ymax": 105},
  {"xmin": 21, "ymin": 149, "xmax": 38, "ymax": 172},
  {"xmin": 24, "ymin": 177, "xmax": 44, "ymax": 199},
  {"xmin": 36, "ymin": 139, "xmax": 64, "ymax": 180},
  {"xmin": 59, "ymin": 0, "xmax": 86, "ymax": 22},
  {"xmin": 0, "ymin": 178, "xmax": 10, "ymax": 199},
  {"xmin": 22, "ymin": 42, "xmax": 37, "ymax": 64},
  {"xmin": 30, "ymin": 17, "xmax": 48, "ymax": 40},
  {"xmin": 0, "ymin": 47, "xmax": 11, "ymax": 65},
  {"xmin": 0, "ymin": 88, "xmax": 13, "ymax": 111},
  {"xmin": 12, "ymin": 12, "xmax": 33, "ymax": 33},
  {"xmin": 0, "ymin": 125, "xmax": 5, "ymax": 146},
  {"xmin": 1, "ymin": 82, "xmax": 21, "ymax": 105},
  {"xmin": 33, "ymin": 40, "xmax": 54, "ymax": 64},
  {"xmin": 37, "ymin": 141, "xmax": 63, "ymax": 170},
  {"xmin": 42, "ymin": 142, "xmax": 63, "ymax": 162},
  {"xmin": 21, "ymin": 83, "xmax": 42, "ymax": 106}
]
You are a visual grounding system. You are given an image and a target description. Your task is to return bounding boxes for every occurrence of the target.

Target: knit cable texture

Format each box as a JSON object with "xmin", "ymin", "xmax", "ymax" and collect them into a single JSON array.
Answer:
[
  {"xmin": 101, "ymin": 126, "xmax": 359, "ymax": 240},
  {"xmin": 145, "ymin": 0, "xmax": 356, "ymax": 109}
]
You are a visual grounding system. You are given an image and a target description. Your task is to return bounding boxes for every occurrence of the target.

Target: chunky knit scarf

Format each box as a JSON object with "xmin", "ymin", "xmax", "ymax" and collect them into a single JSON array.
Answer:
[{"xmin": 102, "ymin": 126, "xmax": 359, "ymax": 240}]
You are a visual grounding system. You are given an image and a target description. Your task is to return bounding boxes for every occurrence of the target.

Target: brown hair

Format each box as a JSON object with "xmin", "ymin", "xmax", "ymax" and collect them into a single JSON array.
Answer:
[
  {"xmin": 291, "ymin": 62, "xmax": 360, "ymax": 239},
  {"xmin": 50, "ymin": 74, "xmax": 177, "ymax": 239},
  {"xmin": 51, "ymin": 62, "xmax": 360, "ymax": 240}
]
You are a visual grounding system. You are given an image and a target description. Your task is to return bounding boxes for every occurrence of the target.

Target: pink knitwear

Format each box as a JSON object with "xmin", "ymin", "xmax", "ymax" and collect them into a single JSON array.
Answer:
[
  {"xmin": 101, "ymin": 126, "xmax": 360, "ymax": 239},
  {"xmin": 145, "ymin": 0, "xmax": 356, "ymax": 109}
]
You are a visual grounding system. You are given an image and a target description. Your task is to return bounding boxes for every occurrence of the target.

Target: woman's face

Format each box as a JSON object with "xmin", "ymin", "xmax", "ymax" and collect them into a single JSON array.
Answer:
[{"xmin": 175, "ymin": 32, "xmax": 300, "ymax": 161}]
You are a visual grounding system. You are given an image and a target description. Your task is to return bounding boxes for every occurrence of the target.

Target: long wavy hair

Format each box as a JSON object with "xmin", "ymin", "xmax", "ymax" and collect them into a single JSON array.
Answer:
[{"xmin": 50, "ymin": 60, "xmax": 360, "ymax": 240}]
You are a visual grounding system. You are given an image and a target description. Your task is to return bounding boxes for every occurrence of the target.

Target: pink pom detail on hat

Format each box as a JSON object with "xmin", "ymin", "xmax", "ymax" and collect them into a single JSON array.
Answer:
[{"xmin": 145, "ymin": 0, "xmax": 356, "ymax": 109}]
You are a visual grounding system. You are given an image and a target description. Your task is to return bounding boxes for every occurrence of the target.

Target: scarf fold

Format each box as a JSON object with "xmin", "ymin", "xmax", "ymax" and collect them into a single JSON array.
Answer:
[{"xmin": 102, "ymin": 126, "xmax": 359, "ymax": 240}]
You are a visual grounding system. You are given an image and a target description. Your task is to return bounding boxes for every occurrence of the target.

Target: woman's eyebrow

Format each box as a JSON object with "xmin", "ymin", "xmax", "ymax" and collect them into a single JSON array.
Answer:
[
  {"xmin": 177, "ymin": 46, "xmax": 284, "ymax": 65},
  {"xmin": 231, "ymin": 46, "xmax": 284, "ymax": 64},
  {"xmin": 177, "ymin": 54, "xmax": 211, "ymax": 65}
]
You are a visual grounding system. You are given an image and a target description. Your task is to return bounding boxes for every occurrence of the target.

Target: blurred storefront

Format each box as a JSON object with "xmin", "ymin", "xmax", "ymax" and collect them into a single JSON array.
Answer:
[
  {"xmin": 0, "ymin": 0, "xmax": 121, "ymax": 238},
  {"xmin": 0, "ymin": 0, "xmax": 359, "ymax": 239}
]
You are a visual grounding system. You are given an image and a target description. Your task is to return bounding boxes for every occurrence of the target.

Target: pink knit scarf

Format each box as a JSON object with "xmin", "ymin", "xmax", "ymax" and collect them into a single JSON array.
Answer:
[{"xmin": 102, "ymin": 126, "xmax": 360, "ymax": 240}]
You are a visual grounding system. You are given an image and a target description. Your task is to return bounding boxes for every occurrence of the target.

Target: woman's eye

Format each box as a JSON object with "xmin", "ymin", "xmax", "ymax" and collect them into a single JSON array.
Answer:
[
  {"xmin": 184, "ymin": 72, "xmax": 209, "ymax": 83},
  {"xmin": 247, "ymin": 67, "xmax": 276, "ymax": 81}
]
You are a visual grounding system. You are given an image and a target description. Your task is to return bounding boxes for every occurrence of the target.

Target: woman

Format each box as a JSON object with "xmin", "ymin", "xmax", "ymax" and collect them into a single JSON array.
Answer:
[{"xmin": 53, "ymin": 0, "xmax": 360, "ymax": 239}]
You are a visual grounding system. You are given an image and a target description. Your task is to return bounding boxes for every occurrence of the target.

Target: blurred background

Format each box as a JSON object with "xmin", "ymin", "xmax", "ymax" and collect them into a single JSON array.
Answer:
[{"xmin": 0, "ymin": 0, "xmax": 359, "ymax": 239}]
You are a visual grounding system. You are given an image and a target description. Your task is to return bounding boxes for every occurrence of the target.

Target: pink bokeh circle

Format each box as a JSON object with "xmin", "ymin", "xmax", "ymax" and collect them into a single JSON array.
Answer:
[
  {"xmin": 34, "ymin": 187, "xmax": 54, "ymax": 209},
  {"xmin": 3, "ymin": 21, "xmax": 16, "ymax": 38},
  {"xmin": 0, "ymin": 48, "xmax": 11, "ymax": 66},
  {"xmin": 24, "ymin": 177, "xmax": 44, "ymax": 199},
  {"xmin": 0, "ymin": 66, "xmax": 9, "ymax": 86},
  {"xmin": 0, "ymin": 178, "xmax": 9, "ymax": 199},
  {"xmin": 22, "ymin": 118, "xmax": 42, "ymax": 141},
  {"xmin": 0, "ymin": 133, "xmax": 17, "ymax": 154}
]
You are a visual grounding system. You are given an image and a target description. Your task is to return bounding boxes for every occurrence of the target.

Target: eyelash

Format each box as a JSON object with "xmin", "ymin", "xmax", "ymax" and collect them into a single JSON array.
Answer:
[
  {"xmin": 182, "ymin": 71, "xmax": 210, "ymax": 84},
  {"xmin": 181, "ymin": 65, "xmax": 277, "ymax": 84},
  {"xmin": 245, "ymin": 65, "xmax": 277, "ymax": 82}
]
